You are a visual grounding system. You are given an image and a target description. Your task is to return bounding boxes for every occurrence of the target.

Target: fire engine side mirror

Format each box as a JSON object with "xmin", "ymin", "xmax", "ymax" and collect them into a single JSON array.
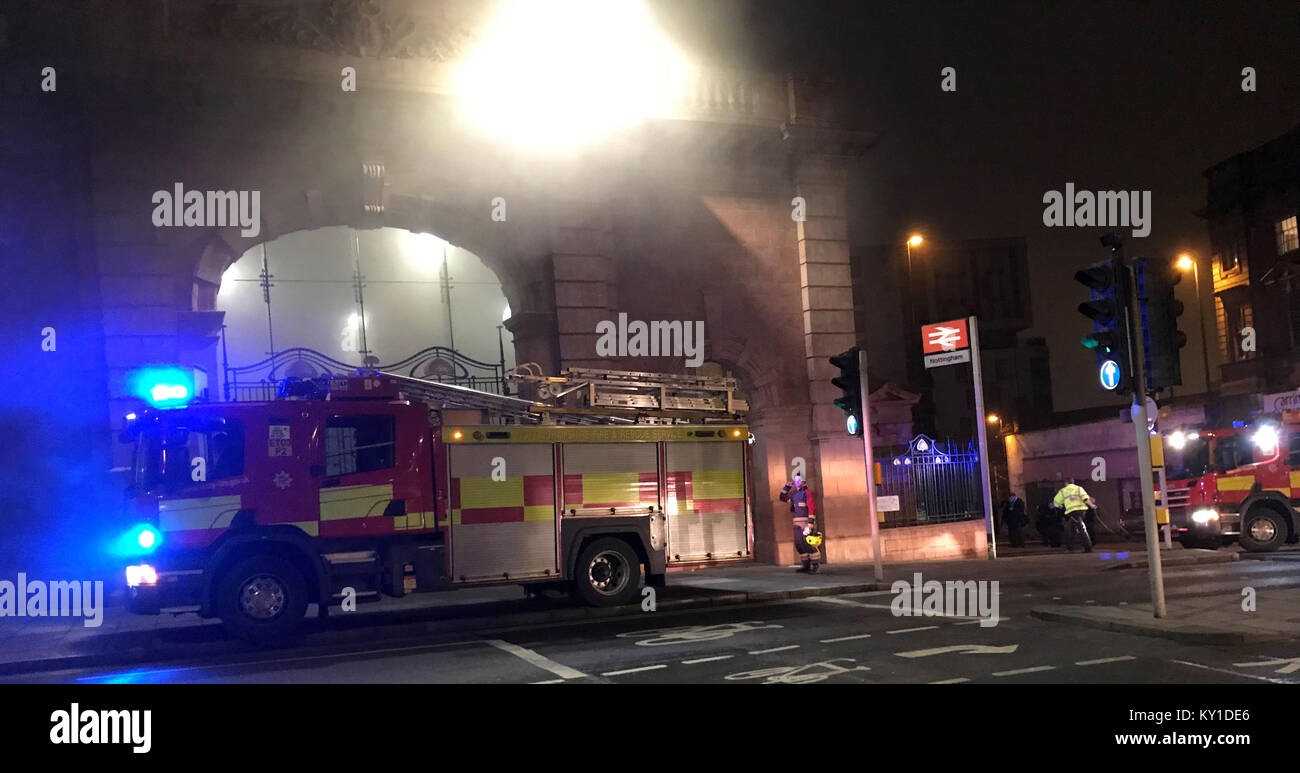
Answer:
[{"xmin": 310, "ymin": 464, "xmax": 326, "ymax": 477}]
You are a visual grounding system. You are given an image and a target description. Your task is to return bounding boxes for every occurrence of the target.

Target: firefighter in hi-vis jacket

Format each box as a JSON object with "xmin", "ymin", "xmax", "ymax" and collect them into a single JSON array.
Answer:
[{"xmin": 780, "ymin": 475, "xmax": 821, "ymax": 573}]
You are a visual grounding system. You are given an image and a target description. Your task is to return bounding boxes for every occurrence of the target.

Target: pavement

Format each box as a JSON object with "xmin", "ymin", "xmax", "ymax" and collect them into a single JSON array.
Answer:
[
  {"xmin": 0, "ymin": 543, "xmax": 1294, "ymax": 679},
  {"xmin": 1032, "ymin": 592, "xmax": 1300, "ymax": 644}
]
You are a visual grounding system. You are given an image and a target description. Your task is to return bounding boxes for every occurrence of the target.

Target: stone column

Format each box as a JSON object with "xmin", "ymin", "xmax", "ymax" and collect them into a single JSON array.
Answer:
[
  {"xmin": 795, "ymin": 157, "xmax": 874, "ymax": 563},
  {"xmin": 552, "ymin": 226, "xmax": 617, "ymax": 370}
]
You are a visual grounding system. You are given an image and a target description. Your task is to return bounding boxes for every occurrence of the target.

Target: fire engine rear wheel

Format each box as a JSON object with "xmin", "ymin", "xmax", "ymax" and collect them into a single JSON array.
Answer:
[
  {"xmin": 573, "ymin": 538, "xmax": 641, "ymax": 607},
  {"xmin": 1238, "ymin": 507, "xmax": 1286, "ymax": 553},
  {"xmin": 216, "ymin": 555, "xmax": 309, "ymax": 643}
]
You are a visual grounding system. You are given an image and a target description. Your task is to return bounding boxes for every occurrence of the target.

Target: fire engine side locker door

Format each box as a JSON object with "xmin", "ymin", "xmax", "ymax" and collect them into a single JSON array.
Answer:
[
  {"xmin": 447, "ymin": 442, "xmax": 558, "ymax": 582},
  {"xmin": 665, "ymin": 439, "xmax": 749, "ymax": 562}
]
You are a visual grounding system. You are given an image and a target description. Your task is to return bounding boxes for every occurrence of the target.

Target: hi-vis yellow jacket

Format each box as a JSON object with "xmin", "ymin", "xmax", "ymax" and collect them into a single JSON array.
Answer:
[{"xmin": 1052, "ymin": 483, "xmax": 1092, "ymax": 514}]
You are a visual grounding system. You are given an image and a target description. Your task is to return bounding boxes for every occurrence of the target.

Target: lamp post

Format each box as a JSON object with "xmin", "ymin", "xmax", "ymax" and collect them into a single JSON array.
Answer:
[
  {"xmin": 1177, "ymin": 253, "xmax": 1212, "ymax": 396},
  {"xmin": 904, "ymin": 233, "xmax": 925, "ymax": 375}
]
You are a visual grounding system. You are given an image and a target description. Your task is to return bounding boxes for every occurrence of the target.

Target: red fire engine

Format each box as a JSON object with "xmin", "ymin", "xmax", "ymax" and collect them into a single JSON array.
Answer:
[
  {"xmin": 1161, "ymin": 412, "xmax": 1300, "ymax": 552},
  {"xmin": 117, "ymin": 371, "xmax": 752, "ymax": 641}
]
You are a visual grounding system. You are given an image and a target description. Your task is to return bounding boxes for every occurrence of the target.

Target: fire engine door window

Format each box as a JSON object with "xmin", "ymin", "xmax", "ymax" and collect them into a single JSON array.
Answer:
[
  {"xmin": 158, "ymin": 421, "xmax": 245, "ymax": 490},
  {"xmin": 1213, "ymin": 436, "xmax": 1250, "ymax": 472},
  {"xmin": 325, "ymin": 415, "xmax": 396, "ymax": 476},
  {"xmin": 1288, "ymin": 432, "xmax": 1300, "ymax": 467}
]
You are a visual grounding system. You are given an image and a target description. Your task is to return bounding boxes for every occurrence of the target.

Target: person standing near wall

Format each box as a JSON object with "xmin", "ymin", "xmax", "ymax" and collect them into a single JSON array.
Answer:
[{"xmin": 779, "ymin": 475, "xmax": 821, "ymax": 573}]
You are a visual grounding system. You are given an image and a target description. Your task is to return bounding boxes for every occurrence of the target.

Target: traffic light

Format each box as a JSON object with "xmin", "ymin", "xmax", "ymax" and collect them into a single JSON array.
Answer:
[
  {"xmin": 829, "ymin": 347, "xmax": 863, "ymax": 436},
  {"xmin": 1134, "ymin": 258, "xmax": 1187, "ymax": 390},
  {"xmin": 1075, "ymin": 257, "xmax": 1133, "ymax": 393}
]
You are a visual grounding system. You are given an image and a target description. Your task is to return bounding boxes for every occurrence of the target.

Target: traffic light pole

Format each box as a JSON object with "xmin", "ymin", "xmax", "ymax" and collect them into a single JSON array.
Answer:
[
  {"xmin": 857, "ymin": 349, "xmax": 884, "ymax": 583},
  {"xmin": 1117, "ymin": 250, "xmax": 1168, "ymax": 619}
]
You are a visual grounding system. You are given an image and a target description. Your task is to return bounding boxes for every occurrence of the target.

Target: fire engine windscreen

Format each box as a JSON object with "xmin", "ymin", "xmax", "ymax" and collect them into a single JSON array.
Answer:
[{"xmin": 130, "ymin": 417, "xmax": 246, "ymax": 492}]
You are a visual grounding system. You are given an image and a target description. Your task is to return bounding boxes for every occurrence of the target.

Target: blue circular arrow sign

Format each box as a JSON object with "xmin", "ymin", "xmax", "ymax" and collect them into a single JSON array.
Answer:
[
  {"xmin": 1099, "ymin": 360, "xmax": 1121, "ymax": 390},
  {"xmin": 846, "ymin": 414, "xmax": 859, "ymax": 435}
]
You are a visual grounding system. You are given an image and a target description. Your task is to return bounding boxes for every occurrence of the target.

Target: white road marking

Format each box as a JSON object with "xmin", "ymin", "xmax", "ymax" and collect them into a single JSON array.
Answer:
[
  {"xmin": 820, "ymin": 633, "xmax": 873, "ymax": 643},
  {"xmin": 844, "ymin": 590, "xmax": 896, "ymax": 598},
  {"xmin": 1232, "ymin": 656, "xmax": 1300, "ymax": 675},
  {"xmin": 993, "ymin": 665, "xmax": 1056, "ymax": 677},
  {"xmin": 601, "ymin": 664, "xmax": 668, "ymax": 676},
  {"xmin": 531, "ymin": 678, "xmax": 566, "ymax": 684},
  {"xmin": 929, "ymin": 677, "xmax": 970, "ymax": 684},
  {"xmin": 1085, "ymin": 600, "xmax": 1096, "ymax": 604},
  {"xmin": 1171, "ymin": 659, "xmax": 1294, "ymax": 684},
  {"xmin": 886, "ymin": 625, "xmax": 940, "ymax": 634},
  {"xmin": 677, "ymin": 577, "xmax": 738, "ymax": 586},
  {"xmin": 897, "ymin": 644, "xmax": 1019, "ymax": 658},
  {"xmin": 487, "ymin": 639, "xmax": 587, "ymax": 680},
  {"xmin": 952, "ymin": 617, "xmax": 1009, "ymax": 625},
  {"xmin": 682, "ymin": 655, "xmax": 734, "ymax": 664},
  {"xmin": 1052, "ymin": 596, "xmax": 1061, "ymax": 600},
  {"xmin": 1076, "ymin": 655, "xmax": 1136, "ymax": 666},
  {"xmin": 749, "ymin": 645, "xmax": 801, "ymax": 655},
  {"xmin": 805, "ymin": 597, "xmax": 892, "ymax": 610}
]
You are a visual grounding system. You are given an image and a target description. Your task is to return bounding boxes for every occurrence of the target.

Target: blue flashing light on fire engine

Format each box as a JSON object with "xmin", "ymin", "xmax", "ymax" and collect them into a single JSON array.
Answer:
[
  {"xmin": 128, "ymin": 366, "xmax": 195, "ymax": 407},
  {"xmin": 109, "ymin": 524, "xmax": 162, "ymax": 558}
]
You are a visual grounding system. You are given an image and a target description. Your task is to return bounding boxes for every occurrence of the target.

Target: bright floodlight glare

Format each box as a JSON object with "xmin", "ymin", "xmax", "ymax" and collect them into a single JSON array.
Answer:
[
  {"xmin": 1167, "ymin": 430, "xmax": 1186, "ymax": 450},
  {"xmin": 908, "ymin": 234, "xmax": 924, "ymax": 246},
  {"xmin": 1187, "ymin": 431, "xmax": 1199, "ymax": 441},
  {"xmin": 1253, "ymin": 425, "xmax": 1279, "ymax": 453},
  {"xmin": 454, "ymin": 0, "xmax": 691, "ymax": 151}
]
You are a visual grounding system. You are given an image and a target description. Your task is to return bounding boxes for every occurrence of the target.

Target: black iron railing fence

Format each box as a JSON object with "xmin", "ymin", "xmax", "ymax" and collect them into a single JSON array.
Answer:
[
  {"xmin": 875, "ymin": 435, "xmax": 984, "ymax": 528},
  {"xmin": 223, "ymin": 345, "xmax": 508, "ymax": 402}
]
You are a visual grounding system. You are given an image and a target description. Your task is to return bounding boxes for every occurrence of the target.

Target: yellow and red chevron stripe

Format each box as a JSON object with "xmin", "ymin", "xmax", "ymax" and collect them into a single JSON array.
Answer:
[
  {"xmin": 666, "ymin": 469, "xmax": 745, "ymax": 514},
  {"xmin": 563, "ymin": 472, "xmax": 658, "ymax": 510},
  {"xmin": 450, "ymin": 474, "xmax": 555, "ymax": 525}
]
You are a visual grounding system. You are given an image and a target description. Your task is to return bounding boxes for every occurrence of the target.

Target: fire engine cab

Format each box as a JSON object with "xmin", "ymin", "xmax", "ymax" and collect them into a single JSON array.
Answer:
[
  {"xmin": 1162, "ymin": 412, "xmax": 1300, "ymax": 552},
  {"xmin": 117, "ymin": 371, "xmax": 752, "ymax": 641}
]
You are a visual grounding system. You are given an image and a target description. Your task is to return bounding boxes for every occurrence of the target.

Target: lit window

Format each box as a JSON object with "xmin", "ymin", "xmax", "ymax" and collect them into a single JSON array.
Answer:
[{"xmin": 1276, "ymin": 215, "xmax": 1299, "ymax": 255}]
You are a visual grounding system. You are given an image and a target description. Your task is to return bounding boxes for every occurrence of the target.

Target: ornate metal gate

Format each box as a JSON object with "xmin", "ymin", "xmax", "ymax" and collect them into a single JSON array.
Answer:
[
  {"xmin": 223, "ymin": 345, "xmax": 508, "ymax": 402},
  {"xmin": 876, "ymin": 434, "xmax": 983, "ymax": 528}
]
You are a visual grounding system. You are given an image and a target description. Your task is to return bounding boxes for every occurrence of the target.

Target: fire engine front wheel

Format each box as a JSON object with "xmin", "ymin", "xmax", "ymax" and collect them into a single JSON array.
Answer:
[
  {"xmin": 573, "ymin": 538, "xmax": 642, "ymax": 607},
  {"xmin": 1238, "ymin": 507, "xmax": 1287, "ymax": 553},
  {"xmin": 215, "ymin": 555, "xmax": 309, "ymax": 643}
]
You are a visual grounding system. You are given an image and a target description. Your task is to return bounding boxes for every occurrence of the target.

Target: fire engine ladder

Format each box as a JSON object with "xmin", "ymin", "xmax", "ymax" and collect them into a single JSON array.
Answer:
[
  {"xmin": 377, "ymin": 372, "xmax": 630, "ymax": 425},
  {"xmin": 378, "ymin": 372, "xmax": 542, "ymax": 419},
  {"xmin": 509, "ymin": 366, "xmax": 749, "ymax": 423}
]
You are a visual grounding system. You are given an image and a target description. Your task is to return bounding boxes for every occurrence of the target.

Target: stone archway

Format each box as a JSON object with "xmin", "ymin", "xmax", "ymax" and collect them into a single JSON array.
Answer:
[{"xmin": 2, "ymin": 1, "xmax": 879, "ymax": 565}]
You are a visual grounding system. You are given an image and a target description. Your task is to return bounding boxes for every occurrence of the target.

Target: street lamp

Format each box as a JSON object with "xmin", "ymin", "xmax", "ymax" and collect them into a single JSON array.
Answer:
[
  {"xmin": 1176, "ymin": 252, "xmax": 1212, "ymax": 395},
  {"xmin": 904, "ymin": 232, "xmax": 924, "ymax": 330},
  {"xmin": 987, "ymin": 414, "xmax": 1000, "ymax": 424}
]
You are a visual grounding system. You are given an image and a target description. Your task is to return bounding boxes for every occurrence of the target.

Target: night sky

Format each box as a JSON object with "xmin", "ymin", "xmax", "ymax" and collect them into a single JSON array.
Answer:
[{"xmin": 657, "ymin": 0, "xmax": 1300, "ymax": 411}]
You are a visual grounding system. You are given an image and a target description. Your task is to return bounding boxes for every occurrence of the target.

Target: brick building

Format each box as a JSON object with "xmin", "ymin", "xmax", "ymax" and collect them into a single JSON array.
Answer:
[{"xmin": 1201, "ymin": 124, "xmax": 1300, "ymax": 402}]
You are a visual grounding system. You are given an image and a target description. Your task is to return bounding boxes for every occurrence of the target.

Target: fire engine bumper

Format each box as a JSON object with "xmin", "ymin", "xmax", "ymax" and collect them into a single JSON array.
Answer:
[{"xmin": 124, "ymin": 564, "xmax": 203, "ymax": 614}]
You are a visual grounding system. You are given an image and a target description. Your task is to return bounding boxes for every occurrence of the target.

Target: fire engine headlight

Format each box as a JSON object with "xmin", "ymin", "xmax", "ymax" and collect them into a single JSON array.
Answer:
[
  {"xmin": 126, "ymin": 564, "xmax": 158, "ymax": 588},
  {"xmin": 1191, "ymin": 509, "xmax": 1219, "ymax": 524},
  {"xmin": 1167, "ymin": 430, "xmax": 1186, "ymax": 450}
]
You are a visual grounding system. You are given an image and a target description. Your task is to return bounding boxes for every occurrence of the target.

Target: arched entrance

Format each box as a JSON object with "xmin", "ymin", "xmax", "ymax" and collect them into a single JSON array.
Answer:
[{"xmin": 213, "ymin": 226, "xmax": 515, "ymax": 400}]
